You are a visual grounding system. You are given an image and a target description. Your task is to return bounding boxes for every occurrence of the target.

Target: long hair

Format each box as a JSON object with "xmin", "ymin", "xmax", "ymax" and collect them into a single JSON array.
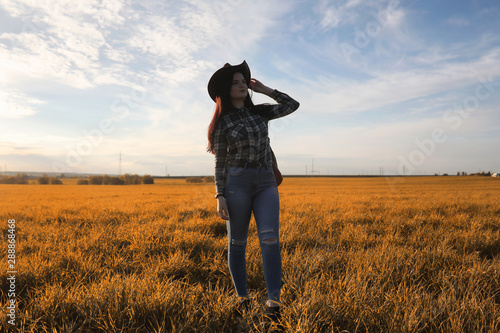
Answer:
[{"xmin": 207, "ymin": 90, "xmax": 254, "ymax": 154}]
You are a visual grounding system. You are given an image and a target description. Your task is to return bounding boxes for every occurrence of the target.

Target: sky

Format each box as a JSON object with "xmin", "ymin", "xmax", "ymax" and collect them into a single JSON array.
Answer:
[{"xmin": 0, "ymin": 0, "xmax": 499, "ymax": 177}]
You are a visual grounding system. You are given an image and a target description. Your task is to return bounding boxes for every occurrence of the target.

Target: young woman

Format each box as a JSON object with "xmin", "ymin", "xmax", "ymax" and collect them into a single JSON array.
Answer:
[{"xmin": 207, "ymin": 61, "xmax": 299, "ymax": 322}]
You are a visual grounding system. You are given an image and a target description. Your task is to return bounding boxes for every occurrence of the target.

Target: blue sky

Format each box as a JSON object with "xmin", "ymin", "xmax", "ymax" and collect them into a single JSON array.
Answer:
[{"xmin": 0, "ymin": 0, "xmax": 499, "ymax": 176}]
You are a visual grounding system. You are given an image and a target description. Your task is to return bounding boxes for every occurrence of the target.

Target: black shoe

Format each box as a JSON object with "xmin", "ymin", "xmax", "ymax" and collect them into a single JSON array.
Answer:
[
  {"xmin": 235, "ymin": 299, "xmax": 250, "ymax": 316},
  {"xmin": 264, "ymin": 306, "xmax": 283, "ymax": 332},
  {"xmin": 264, "ymin": 305, "xmax": 280, "ymax": 321}
]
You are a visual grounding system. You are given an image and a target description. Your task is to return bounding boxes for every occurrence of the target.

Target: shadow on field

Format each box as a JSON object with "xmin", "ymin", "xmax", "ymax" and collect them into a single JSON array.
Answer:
[{"xmin": 476, "ymin": 239, "xmax": 500, "ymax": 260}]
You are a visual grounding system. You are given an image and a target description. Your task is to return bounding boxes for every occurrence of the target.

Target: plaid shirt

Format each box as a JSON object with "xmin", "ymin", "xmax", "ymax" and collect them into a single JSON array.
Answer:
[{"xmin": 214, "ymin": 90, "xmax": 299, "ymax": 194}]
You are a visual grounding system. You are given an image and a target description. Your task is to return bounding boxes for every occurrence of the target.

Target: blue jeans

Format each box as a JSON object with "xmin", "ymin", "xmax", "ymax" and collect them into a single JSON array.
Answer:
[{"xmin": 224, "ymin": 165, "xmax": 281, "ymax": 303}]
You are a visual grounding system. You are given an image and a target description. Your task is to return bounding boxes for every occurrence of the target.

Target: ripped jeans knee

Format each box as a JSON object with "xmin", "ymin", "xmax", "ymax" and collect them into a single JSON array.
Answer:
[
  {"xmin": 229, "ymin": 238, "xmax": 247, "ymax": 253},
  {"xmin": 259, "ymin": 229, "xmax": 279, "ymax": 247}
]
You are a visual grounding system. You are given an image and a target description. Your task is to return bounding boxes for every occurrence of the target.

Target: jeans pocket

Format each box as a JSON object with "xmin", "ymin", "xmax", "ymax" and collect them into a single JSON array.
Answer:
[{"xmin": 228, "ymin": 166, "xmax": 246, "ymax": 177}]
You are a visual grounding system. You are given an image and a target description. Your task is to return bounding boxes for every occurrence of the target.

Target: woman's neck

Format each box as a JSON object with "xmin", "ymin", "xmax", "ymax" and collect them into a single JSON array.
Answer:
[{"xmin": 231, "ymin": 99, "xmax": 245, "ymax": 109}]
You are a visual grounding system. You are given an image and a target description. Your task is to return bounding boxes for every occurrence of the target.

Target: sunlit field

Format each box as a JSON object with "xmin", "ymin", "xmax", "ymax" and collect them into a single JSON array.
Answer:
[{"xmin": 1, "ymin": 176, "xmax": 499, "ymax": 332}]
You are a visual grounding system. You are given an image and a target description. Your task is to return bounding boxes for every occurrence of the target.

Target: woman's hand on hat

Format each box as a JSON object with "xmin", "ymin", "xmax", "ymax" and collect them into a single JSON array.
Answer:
[{"xmin": 249, "ymin": 79, "xmax": 274, "ymax": 96}]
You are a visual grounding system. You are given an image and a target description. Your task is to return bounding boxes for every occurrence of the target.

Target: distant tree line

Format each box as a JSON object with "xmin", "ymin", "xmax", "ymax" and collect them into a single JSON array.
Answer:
[
  {"xmin": 0, "ymin": 174, "xmax": 64, "ymax": 184},
  {"xmin": 0, "ymin": 174, "xmax": 29, "ymax": 184},
  {"xmin": 0, "ymin": 173, "xmax": 154, "ymax": 185},
  {"xmin": 186, "ymin": 176, "xmax": 214, "ymax": 183},
  {"xmin": 468, "ymin": 171, "xmax": 494, "ymax": 177},
  {"xmin": 78, "ymin": 174, "xmax": 155, "ymax": 185},
  {"xmin": 38, "ymin": 176, "xmax": 63, "ymax": 184}
]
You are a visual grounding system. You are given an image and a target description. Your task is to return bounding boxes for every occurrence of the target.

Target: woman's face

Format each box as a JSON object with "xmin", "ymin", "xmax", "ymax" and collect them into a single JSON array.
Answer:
[{"xmin": 230, "ymin": 72, "xmax": 248, "ymax": 101}]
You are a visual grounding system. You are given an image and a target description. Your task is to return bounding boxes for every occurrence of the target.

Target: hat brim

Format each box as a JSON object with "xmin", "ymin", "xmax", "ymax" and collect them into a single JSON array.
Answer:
[{"xmin": 208, "ymin": 61, "xmax": 251, "ymax": 102}]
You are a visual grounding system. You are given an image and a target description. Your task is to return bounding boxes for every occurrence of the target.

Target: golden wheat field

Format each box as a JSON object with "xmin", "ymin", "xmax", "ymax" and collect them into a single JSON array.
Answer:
[{"xmin": 1, "ymin": 176, "xmax": 499, "ymax": 332}]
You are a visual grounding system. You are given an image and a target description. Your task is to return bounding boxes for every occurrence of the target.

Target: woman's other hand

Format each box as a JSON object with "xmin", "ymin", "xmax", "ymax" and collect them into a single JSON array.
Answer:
[
  {"xmin": 217, "ymin": 197, "xmax": 230, "ymax": 220},
  {"xmin": 249, "ymin": 78, "xmax": 274, "ymax": 96}
]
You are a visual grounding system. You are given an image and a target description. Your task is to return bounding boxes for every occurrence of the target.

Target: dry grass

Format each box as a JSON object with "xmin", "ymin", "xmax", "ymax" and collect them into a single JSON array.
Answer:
[{"xmin": 1, "ymin": 176, "xmax": 499, "ymax": 332}]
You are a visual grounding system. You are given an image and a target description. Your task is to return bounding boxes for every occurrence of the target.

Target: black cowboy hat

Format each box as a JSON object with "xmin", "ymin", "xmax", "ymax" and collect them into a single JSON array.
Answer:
[{"xmin": 207, "ymin": 60, "xmax": 251, "ymax": 102}]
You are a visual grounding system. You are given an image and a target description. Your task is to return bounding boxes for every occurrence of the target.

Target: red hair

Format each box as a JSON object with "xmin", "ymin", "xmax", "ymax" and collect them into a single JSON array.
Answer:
[{"xmin": 207, "ymin": 97, "xmax": 224, "ymax": 154}]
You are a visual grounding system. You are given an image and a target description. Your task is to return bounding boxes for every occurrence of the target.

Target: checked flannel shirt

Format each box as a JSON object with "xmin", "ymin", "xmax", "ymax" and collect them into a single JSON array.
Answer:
[{"xmin": 213, "ymin": 90, "xmax": 300, "ymax": 195}]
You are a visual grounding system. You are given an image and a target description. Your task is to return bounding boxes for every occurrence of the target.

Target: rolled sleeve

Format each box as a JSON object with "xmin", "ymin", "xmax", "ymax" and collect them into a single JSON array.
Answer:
[{"xmin": 263, "ymin": 90, "xmax": 300, "ymax": 120}]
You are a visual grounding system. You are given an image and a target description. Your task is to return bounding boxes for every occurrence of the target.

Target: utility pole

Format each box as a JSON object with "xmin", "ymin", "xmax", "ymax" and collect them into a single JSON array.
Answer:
[
  {"xmin": 310, "ymin": 159, "xmax": 319, "ymax": 176},
  {"xmin": 119, "ymin": 152, "xmax": 122, "ymax": 176}
]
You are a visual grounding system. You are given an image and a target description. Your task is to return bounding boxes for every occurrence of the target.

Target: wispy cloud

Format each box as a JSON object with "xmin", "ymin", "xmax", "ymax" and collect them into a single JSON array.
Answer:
[
  {"xmin": 0, "ymin": 88, "xmax": 44, "ymax": 118},
  {"xmin": 446, "ymin": 16, "xmax": 470, "ymax": 27},
  {"xmin": 299, "ymin": 44, "xmax": 500, "ymax": 115},
  {"xmin": 0, "ymin": 0, "xmax": 126, "ymax": 89}
]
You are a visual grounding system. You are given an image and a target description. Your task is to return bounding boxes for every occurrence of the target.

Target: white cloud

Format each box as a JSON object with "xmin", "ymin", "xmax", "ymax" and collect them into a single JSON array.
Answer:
[
  {"xmin": 319, "ymin": 6, "xmax": 341, "ymax": 31},
  {"xmin": 0, "ymin": 88, "xmax": 44, "ymax": 118},
  {"xmin": 446, "ymin": 16, "xmax": 470, "ymax": 27},
  {"xmin": 0, "ymin": 0, "xmax": 294, "ymax": 93},
  {"xmin": 0, "ymin": 0, "xmax": 150, "ymax": 91},
  {"xmin": 298, "ymin": 0, "xmax": 412, "ymax": 73},
  {"xmin": 103, "ymin": 48, "xmax": 135, "ymax": 63},
  {"xmin": 300, "ymin": 47, "xmax": 500, "ymax": 115},
  {"xmin": 314, "ymin": 0, "xmax": 406, "ymax": 33},
  {"xmin": 410, "ymin": 46, "xmax": 459, "ymax": 65},
  {"xmin": 0, "ymin": 2, "xmax": 112, "ymax": 89},
  {"xmin": 314, "ymin": 0, "xmax": 354, "ymax": 31}
]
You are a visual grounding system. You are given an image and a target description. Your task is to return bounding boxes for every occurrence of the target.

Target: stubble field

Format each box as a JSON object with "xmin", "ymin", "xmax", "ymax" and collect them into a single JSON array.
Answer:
[{"xmin": 1, "ymin": 176, "xmax": 499, "ymax": 332}]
